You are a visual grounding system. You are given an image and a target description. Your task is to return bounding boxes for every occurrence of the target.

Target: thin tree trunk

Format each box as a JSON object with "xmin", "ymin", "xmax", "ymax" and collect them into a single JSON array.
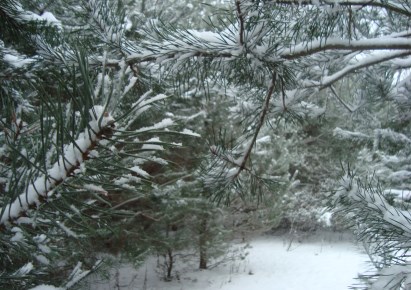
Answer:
[
  {"xmin": 199, "ymin": 217, "xmax": 208, "ymax": 269},
  {"xmin": 166, "ymin": 248, "xmax": 173, "ymax": 279}
]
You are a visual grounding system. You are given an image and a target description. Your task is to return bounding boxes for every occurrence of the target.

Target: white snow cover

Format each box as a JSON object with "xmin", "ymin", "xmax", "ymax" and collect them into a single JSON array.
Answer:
[
  {"xmin": 10, "ymin": 227, "xmax": 24, "ymax": 242},
  {"xmin": 15, "ymin": 3, "xmax": 62, "ymax": 28},
  {"xmin": 14, "ymin": 262, "xmax": 34, "ymax": 277},
  {"xmin": 130, "ymin": 166, "xmax": 150, "ymax": 178},
  {"xmin": 3, "ymin": 52, "xmax": 36, "ymax": 68},
  {"xmin": 0, "ymin": 106, "xmax": 114, "ymax": 225},
  {"xmin": 83, "ymin": 184, "xmax": 108, "ymax": 195},
  {"xmin": 86, "ymin": 233, "xmax": 369, "ymax": 290},
  {"xmin": 384, "ymin": 189, "xmax": 411, "ymax": 201},
  {"xmin": 333, "ymin": 127, "xmax": 370, "ymax": 141},
  {"xmin": 388, "ymin": 170, "xmax": 411, "ymax": 183},
  {"xmin": 319, "ymin": 50, "xmax": 410, "ymax": 87},
  {"xmin": 141, "ymin": 137, "xmax": 165, "ymax": 151},
  {"xmin": 65, "ymin": 261, "xmax": 95, "ymax": 289},
  {"xmin": 181, "ymin": 128, "xmax": 201, "ymax": 137},
  {"xmin": 376, "ymin": 128, "xmax": 411, "ymax": 145},
  {"xmin": 256, "ymin": 135, "xmax": 271, "ymax": 144},
  {"xmin": 370, "ymin": 264, "xmax": 411, "ymax": 290},
  {"xmin": 29, "ymin": 285, "xmax": 62, "ymax": 290},
  {"xmin": 39, "ymin": 12, "xmax": 62, "ymax": 28},
  {"xmin": 134, "ymin": 118, "xmax": 174, "ymax": 133},
  {"xmin": 280, "ymin": 37, "xmax": 411, "ymax": 58},
  {"xmin": 131, "ymin": 93, "xmax": 169, "ymax": 109},
  {"xmin": 56, "ymin": 221, "xmax": 78, "ymax": 238}
]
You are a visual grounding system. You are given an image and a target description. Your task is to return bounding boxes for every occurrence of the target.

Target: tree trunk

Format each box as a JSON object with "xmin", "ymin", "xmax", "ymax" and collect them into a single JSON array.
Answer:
[
  {"xmin": 199, "ymin": 217, "xmax": 208, "ymax": 269},
  {"xmin": 166, "ymin": 248, "xmax": 173, "ymax": 280}
]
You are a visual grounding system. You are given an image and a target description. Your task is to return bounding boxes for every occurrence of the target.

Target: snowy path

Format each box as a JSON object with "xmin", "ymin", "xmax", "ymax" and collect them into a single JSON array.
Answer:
[{"xmin": 87, "ymin": 233, "xmax": 371, "ymax": 290}]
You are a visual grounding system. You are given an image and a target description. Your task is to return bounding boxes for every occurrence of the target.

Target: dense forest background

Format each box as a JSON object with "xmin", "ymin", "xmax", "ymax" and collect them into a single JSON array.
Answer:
[{"xmin": 2, "ymin": 0, "xmax": 411, "ymax": 289}]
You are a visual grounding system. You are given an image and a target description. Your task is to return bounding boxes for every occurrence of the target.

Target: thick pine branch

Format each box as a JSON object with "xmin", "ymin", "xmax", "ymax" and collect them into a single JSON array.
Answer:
[
  {"xmin": 0, "ymin": 106, "xmax": 115, "ymax": 226},
  {"xmin": 280, "ymin": 38, "xmax": 411, "ymax": 60},
  {"xmin": 269, "ymin": 0, "xmax": 411, "ymax": 18},
  {"xmin": 110, "ymin": 36, "xmax": 411, "ymax": 75}
]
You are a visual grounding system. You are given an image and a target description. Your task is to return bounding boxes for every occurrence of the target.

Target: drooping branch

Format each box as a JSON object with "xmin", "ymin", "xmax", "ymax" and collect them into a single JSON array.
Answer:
[{"xmin": 0, "ymin": 106, "xmax": 115, "ymax": 226}]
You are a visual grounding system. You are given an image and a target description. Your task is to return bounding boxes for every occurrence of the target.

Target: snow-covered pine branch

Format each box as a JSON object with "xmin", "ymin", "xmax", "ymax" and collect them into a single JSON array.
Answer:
[
  {"xmin": 316, "ymin": 50, "xmax": 411, "ymax": 89},
  {"xmin": 110, "ymin": 29, "xmax": 411, "ymax": 73},
  {"xmin": 280, "ymin": 38, "xmax": 411, "ymax": 60},
  {"xmin": 0, "ymin": 106, "xmax": 114, "ymax": 226},
  {"xmin": 333, "ymin": 127, "xmax": 370, "ymax": 142},
  {"xmin": 269, "ymin": 0, "xmax": 411, "ymax": 18},
  {"xmin": 334, "ymin": 173, "xmax": 411, "ymax": 289}
]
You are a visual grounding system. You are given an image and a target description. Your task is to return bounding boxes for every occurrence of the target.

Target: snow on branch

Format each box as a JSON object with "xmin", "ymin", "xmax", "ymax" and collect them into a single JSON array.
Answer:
[
  {"xmin": 335, "ymin": 174, "xmax": 411, "ymax": 236},
  {"xmin": 333, "ymin": 127, "xmax": 370, "ymax": 142},
  {"xmin": 333, "ymin": 127, "xmax": 411, "ymax": 146},
  {"xmin": 281, "ymin": 37, "xmax": 411, "ymax": 60},
  {"xmin": 269, "ymin": 0, "xmax": 411, "ymax": 18},
  {"xmin": 375, "ymin": 128, "xmax": 411, "ymax": 146},
  {"xmin": 369, "ymin": 264, "xmax": 411, "ymax": 290},
  {"xmin": 120, "ymin": 34, "xmax": 411, "ymax": 69},
  {"xmin": 10, "ymin": 1, "xmax": 62, "ymax": 28},
  {"xmin": 0, "ymin": 106, "xmax": 115, "ymax": 226},
  {"xmin": 318, "ymin": 50, "xmax": 411, "ymax": 89},
  {"xmin": 3, "ymin": 47, "xmax": 37, "ymax": 68},
  {"xmin": 335, "ymin": 173, "xmax": 411, "ymax": 288}
]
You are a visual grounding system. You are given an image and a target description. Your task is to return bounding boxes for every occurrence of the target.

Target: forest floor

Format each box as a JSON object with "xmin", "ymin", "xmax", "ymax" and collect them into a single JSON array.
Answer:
[{"xmin": 85, "ymin": 231, "xmax": 373, "ymax": 290}]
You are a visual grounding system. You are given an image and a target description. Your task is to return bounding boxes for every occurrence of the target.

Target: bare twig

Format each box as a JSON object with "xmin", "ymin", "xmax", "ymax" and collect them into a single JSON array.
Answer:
[
  {"xmin": 281, "ymin": 77, "xmax": 287, "ymax": 111},
  {"xmin": 236, "ymin": 0, "xmax": 245, "ymax": 46},
  {"xmin": 231, "ymin": 72, "xmax": 277, "ymax": 179},
  {"xmin": 330, "ymin": 85, "xmax": 355, "ymax": 113}
]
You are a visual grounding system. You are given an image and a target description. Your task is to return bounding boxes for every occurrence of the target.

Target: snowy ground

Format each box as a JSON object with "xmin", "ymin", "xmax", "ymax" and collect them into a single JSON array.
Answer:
[{"xmin": 85, "ymin": 232, "xmax": 372, "ymax": 290}]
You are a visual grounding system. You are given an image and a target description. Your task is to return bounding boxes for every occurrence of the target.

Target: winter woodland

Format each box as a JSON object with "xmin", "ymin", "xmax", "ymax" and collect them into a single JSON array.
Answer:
[{"xmin": 2, "ymin": 0, "xmax": 411, "ymax": 289}]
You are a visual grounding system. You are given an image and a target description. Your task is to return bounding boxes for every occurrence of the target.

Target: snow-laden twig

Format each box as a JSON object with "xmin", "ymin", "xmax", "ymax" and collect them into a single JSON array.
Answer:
[
  {"xmin": 335, "ymin": 173, "xmax": 411, "ymax": 248},
  {"xmin": 318, "ymin": 50, "xmax": 411, "ymax": 89},
  {"xmin": 270, "ymin": 0, "xmax": 411, "ymax": 18},
  {"xmin": 281, "ymin": 38, "xmax": 411, "ymax": 60},
  {"xmin": 333, "ymin": 127, "xmax": 370, "ymax": 142},
  {"xmin": 0, "ymin": 106, "xmax": 115, "ymax": 226}
]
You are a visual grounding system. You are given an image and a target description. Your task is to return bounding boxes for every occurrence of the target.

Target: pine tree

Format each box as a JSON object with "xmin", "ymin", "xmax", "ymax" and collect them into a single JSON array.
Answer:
[
  {"xmin": 0, "ymin": 0, "xmax": 190, "ymax": 288},
  {"xmin": 331, "ymin": 73, "xmax": 411, "ymax": 288},
  {"xmin": 3, "ymin": 0, "xmax": 411, "ymax": 289}
]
